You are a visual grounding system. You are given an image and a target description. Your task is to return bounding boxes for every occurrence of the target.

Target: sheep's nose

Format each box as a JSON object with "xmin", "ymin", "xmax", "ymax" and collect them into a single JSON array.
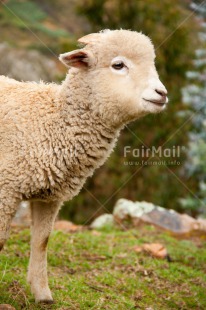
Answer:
[{"xmin": 155, "ymin": 88, "xmax": 168, "ymax": 97}]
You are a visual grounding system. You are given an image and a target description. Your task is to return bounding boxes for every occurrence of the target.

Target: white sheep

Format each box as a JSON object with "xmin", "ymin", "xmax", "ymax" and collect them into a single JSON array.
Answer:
[{"xmin": 0, "ymin": 29, "xmax": 168, "ymax": 303}]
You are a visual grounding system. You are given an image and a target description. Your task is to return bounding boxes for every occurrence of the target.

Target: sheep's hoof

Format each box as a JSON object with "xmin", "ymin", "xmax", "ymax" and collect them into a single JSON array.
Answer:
[{"xmin": 36, "ymin": 299, "xmax": 55, "ymax": 304}]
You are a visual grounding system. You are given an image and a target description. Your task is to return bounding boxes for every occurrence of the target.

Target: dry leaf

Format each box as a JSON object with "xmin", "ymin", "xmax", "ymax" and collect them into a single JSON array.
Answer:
[
  {"xmin": 116, "ymin": 253, "xmax": 128, "ymax": 258},
  {"xmin": 134, "ymin": 243, "xmax": 168, "ymax": 259},
  {"xmin": 0, "ymin": 305, "xmax": 16, "ymax": 310},
  {"xmin": 83, "ymin": 253, "xmax": 107, "ymax": 261},
  {"xmin": 143, "ymin": 243, "xmax": 167, "ymax": 258},
  {"xmin": 54, "ymin": 220, "xmax": 82, "ymax": 233},
  {"xmin": 91, "ymin": 230, "xmax": 102, "ymax": 236},
  {"xmin": 133, "ymin": 246, "xmax": 143, "ymax": 253}
]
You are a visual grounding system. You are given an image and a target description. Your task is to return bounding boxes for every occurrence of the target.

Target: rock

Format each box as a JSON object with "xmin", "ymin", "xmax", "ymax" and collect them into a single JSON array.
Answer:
[
  {"xmin": 195, "ymin": 218, "xmax": 206, "ymax": 231},
  {"xmin": 11, "ymin": 201, "xmax": 31, "ymax": 227},
  {"xmin": 113, "ymin": 198, "xmax": 206, "ymax": 235},
  {"xmin": 54, "ymin": 220, "xmax": 82, "ymax": 233},
  {"xmin": 90, "ymin": 214, "xmax": 114, "ymax": 229},
  {"xmin": 0, "ymin": 42, "xmax": 60, "ymax": 82},
  {"xmin": 0, "ymin": 305, "xmax": 16, "ymax": 310},
  {"xmin": 113, "ymin": 199, "xmax": 155, "ymax": 220}
]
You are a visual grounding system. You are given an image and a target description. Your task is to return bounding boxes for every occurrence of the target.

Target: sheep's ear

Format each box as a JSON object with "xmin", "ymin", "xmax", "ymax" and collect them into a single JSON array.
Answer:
[
  {"xmin": 78, "ymin": 33, "xmax": 101, "ymax": 44},
  {"xmin": 78, "ymin": 30, "xmax": 110, "ymax": 44},
  {"xmin": 59, "ymin": 50, "xmax": 91, "ymax": 69}
]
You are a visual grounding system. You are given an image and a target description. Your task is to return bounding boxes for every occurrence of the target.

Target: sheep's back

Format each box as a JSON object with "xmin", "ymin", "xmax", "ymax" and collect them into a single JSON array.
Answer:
[{"xmin": 0, "ymin": 76, "xmax": 61, "ymax": 168}]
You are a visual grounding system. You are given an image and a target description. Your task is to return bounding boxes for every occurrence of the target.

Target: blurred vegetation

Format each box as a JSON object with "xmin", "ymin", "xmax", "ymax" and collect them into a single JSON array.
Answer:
[
  {"xmin": 0, "ymin": 0, "xmax": 81, "ymax": 54},
  {"xmin": 180, "ymin": 0, "xmax": 206, "ymax": 217},
  {"xmin": 0, "ymin": 0, "xmax": 201, "ymax": 222}
]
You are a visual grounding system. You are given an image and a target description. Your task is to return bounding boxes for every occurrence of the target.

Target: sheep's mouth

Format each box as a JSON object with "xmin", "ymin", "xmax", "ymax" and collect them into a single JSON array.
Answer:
[{"xmin": 143, "ymin": 98, "xmax": 167, "ymax": 107}]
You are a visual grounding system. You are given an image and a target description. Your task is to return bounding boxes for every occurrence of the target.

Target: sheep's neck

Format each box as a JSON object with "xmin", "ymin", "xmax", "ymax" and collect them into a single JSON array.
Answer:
[
  {"xmin": 56, "ymin": 73, "xmax": 121, "ymax": 199},
  {"xmin": 60, "ymin": 70, "xmax": 121, "ymax": 142}
]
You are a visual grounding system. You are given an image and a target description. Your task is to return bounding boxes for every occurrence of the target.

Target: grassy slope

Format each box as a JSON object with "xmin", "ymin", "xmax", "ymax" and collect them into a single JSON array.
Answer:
[{"xmin": 0, "ymin": 227, "xmax": 206, "ymax": 310}]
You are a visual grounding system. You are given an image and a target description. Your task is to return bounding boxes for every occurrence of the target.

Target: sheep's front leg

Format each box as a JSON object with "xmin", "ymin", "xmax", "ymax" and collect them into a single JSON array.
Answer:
[{"xmin": 27, "ymin": 200, "xmax": 60, "ymax": 303}]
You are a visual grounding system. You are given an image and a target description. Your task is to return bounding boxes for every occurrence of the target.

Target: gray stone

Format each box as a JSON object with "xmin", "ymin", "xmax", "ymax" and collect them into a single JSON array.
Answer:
[
  {"xmin": 12, "ymin": 202, "xmax": 31, "ymax": 227},
  {"xmin": 113, "ymin": 198, "xmax": 206, "ymax": 235},
  {"xmin": 113, "ymin": 198, "xmax": 156, "ymax": 219},
  {"xmin": 0, "ymin": 42, "xmax": 60, "ymax": 82},
  {"xmin": 90, "ymin": 214, "xmax": 114, "ymax": 229}
]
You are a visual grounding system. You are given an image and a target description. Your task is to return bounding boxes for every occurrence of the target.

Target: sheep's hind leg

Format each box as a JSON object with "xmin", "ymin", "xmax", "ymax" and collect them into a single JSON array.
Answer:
[
  {"xmin": 27, "ymin": 200, "xmax": 60, "ymax": 304},
  {"xmin": 0, "ymin": 196, "xmax": 19, "ymax": 251}
]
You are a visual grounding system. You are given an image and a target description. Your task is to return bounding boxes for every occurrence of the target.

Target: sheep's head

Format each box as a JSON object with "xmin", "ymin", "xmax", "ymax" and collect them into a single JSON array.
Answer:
[{"xmin": 59, "ymin": 29, "xmax": 168, "ymax": 127}]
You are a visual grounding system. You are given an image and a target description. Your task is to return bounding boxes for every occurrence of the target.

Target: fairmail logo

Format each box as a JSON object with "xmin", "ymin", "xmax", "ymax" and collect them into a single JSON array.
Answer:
[{"xmin": 124, "ymin": 145, "xmax": 182, "ymax": 158}]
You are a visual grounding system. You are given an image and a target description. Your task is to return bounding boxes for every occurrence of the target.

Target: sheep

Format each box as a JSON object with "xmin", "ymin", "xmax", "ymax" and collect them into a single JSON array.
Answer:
[{"xmin": 0, "ymin": 29, "xmax": 168, "ymax": 303}]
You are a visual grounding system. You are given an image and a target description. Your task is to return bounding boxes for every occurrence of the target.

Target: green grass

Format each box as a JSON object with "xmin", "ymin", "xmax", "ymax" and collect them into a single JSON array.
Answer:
[{"xmin": 0, "ymin": 226, "xmax": 206, "ymax": 309}]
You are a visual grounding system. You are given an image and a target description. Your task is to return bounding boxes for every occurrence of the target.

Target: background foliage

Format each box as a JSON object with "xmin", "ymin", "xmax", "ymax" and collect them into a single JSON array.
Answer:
[
  {"xmin": 180, "ymin": 0, "xmax": 206, "ymax": 216},
  {"xmin": 0, "ymin": 0, "xmax": 202, "ymax": 222}
]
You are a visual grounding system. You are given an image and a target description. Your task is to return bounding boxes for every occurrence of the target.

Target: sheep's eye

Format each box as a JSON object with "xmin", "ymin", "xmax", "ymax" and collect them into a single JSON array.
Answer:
[{"xmin": 112, "ymin": 62, "xmax": 125, "ymax": 70}]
